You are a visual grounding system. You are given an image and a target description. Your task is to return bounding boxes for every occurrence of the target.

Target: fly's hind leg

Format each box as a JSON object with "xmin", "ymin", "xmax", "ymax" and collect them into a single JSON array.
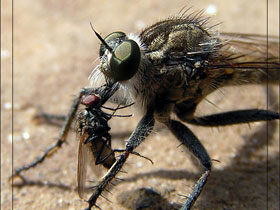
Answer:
[
  {"xmin": 12, "ymin": 88, "xmax": 88, "ymax": 182},
  {"xmin": 174, "ymin": 101, "xmax": 280, "ymax": 126},
  {"xmin": 166, "ymin": 120, "xmax": 212, "ymax": 210},
  {"xmin": 174, "ymin": 99, "xmax": 280, "ymax": 126},
  {"xmin": 185, "ymin": 109, "xmax": 280, "ymax": 126}
]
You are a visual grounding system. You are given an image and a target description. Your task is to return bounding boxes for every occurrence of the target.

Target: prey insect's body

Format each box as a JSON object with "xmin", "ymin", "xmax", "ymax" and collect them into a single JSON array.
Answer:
[
  {"xmin": 13, "ymin": 10, "xmax": 280, "ymax": 210},
  {"xmin": 76, "ymin": 84, "xmax": 138, "ymax": 202},
  {"xmin": 76, "ymin": 84, "xmax": 119, "ymax": 199}
]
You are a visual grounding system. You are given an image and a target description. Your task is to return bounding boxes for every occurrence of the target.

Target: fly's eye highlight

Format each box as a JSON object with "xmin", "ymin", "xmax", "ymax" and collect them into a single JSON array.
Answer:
[
  {"xmin": 99, "ymin": 32, "xmax": 126, "ymax": 57},
  {"xmin": 109, "ymin": 40, "xmax": 141, "ymax": 81}
]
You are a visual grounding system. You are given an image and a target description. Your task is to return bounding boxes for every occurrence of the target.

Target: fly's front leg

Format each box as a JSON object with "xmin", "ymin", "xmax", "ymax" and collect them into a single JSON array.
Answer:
[
  {"xmin": 86, "ymin": 109, "xmax": 155, "ymax": 210},
  {"xmin": 166, "ymin": 120, "xmax": 211, "ymax": 210},
  {"xmin": 12, "ymin": 88, "xmax": 88, "ymax": 181},
  {"xmin": 185, "ymin": 109, "xmax": 280, "ymax": 126}
]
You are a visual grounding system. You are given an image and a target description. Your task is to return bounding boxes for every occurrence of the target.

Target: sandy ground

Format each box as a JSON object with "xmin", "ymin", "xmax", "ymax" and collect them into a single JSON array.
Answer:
[{"xmin": 1, "ymin": 0, "xmax": 279, "ymax": 210}]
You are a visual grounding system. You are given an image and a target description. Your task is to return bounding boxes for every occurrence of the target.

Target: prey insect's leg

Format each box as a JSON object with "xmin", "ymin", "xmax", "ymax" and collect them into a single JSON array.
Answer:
[
  {"xmin": 166, "ymin": 120, "xmax": 211, "ymax": 210},
  {"xmin": 185, "ymin": 109, "xmax": 280, "ymax": 126},
  {"xmin": 33, "ymin": 112, "xmax": 66, "ymax": 127},
  {"xmin": 86, "ymin": 109, "xmax": 155, "ymax": 210},
  {"xmin": 12, "ymin": 89, "xmax": 87, "ymax": 180}
]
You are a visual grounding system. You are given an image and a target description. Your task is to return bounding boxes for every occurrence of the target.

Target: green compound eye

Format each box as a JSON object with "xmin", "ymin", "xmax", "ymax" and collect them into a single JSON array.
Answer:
[
  {"xmin": 109, "ymin": 40, "xmax": 141, "ymax": 81},
  {"xmin": 98, "ymin": 31, "xmax": 141, "ymax": 81},
  {"xmin": 99, "ymin": 32, "xmax": 126, "ymax": 57}
]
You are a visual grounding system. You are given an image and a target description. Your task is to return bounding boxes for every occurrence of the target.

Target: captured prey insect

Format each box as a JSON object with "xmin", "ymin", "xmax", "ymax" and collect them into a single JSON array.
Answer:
[
  {"xmin": 86, "ymin": 11, "xmax": 280, "ymax": 210},
  {"xmin": 76, "ymin": 83, "xmax": 134, "ymax": 199},
  {"xmin": 76, "ymin": 84, "xmax": 149, "ymax": 201},
  {"xmin": 12, "ymin": 81, "xmax": 151, "ymax": 209},
  {"xmin": 11, "ymin": 83, "xmax": 136, "ymax": 200}
]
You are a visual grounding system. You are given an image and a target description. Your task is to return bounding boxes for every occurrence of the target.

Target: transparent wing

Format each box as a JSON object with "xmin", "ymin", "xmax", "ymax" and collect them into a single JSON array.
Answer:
[
  {"xmin": 77, "ymin": 134, "xmax": 91, "ymax": 199},
  {"xmin": 78, "ymin": 132, "xmax": 116, "ymax": 199},
  {"xmin": 206, "ymin": 33, "xmax": 280, "ymax": 86},
  {"xmin": 218, "ymin": 33, "xmax": 279, "ymax": 62},
  {"xmin": 77, "ymin": 134, "xmax": 104, "ymax": 199}
]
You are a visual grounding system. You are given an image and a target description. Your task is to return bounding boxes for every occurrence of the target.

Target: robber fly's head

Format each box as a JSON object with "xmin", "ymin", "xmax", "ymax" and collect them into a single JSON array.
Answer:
[{"xmin": 94, "ymin": 28, "xmax": 141, "ymax": 81}]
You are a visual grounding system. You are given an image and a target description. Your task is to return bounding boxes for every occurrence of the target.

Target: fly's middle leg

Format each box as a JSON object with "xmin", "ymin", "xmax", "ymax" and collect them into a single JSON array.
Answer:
[
  {"xmin": 173, "ymin": 101, "xmax": 280, "ymax": 209},
  {"xmin": 166, "ymin": 119, "xmax": 212, "ymax": 210}
]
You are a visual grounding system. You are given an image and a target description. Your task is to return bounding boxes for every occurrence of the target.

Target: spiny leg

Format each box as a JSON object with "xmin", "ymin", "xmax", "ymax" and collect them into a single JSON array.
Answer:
[
  {"xmin": 166, "ymin": 120, "xmax": 211, "ymax": 210},
  {"xmin": 184, "ymin": 109, "xmax": 280, "ymax": 126},
  {"xmin": 86, "ymin": 109, "xmax": 155, "ymax": 210},
  {"xmin": 12, "ymin": 89, "xmax": 88, "ymax": 181},
  {"xmin": 173, "ymin": 108, "xmax": 280, "ymax": 209}
]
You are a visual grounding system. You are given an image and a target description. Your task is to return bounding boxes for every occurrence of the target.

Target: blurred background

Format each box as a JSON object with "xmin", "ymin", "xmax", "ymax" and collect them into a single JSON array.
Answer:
[{"xmin": 2, "ymin": 0, "xmax": 279, "ymax": 209}]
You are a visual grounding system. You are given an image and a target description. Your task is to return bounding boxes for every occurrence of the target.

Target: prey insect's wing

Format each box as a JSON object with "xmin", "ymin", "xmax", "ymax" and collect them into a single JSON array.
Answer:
[
  {"xmin": 77, "ymin": 134, "xmax": 90, "ymax": 199},
  {"xmin": 77, "ymin": 134, "xmax": 103, "ymax": 199}
]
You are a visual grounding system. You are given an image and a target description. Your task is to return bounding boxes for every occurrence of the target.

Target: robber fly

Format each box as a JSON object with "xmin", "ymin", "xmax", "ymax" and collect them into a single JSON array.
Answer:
[
  {"xmin": 12, "ymin": 10, "xmax": 279, "ymax": 210},
  {"xmin": 84, "ymin": 11, "xmax": 280, "ymax": 210}
]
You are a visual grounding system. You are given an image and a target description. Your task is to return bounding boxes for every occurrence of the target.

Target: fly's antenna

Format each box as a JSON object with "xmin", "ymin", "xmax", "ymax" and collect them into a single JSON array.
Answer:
[{"xmin": 90, "ymin": 22, "xmax": 113, "ymax": 53}]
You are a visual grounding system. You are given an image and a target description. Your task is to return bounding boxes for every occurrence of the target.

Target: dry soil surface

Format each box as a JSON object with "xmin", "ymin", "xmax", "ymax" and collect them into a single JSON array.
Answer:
[{"xmin": 1, "ymin": 0, "xmax": 279, "ymax": 210}]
